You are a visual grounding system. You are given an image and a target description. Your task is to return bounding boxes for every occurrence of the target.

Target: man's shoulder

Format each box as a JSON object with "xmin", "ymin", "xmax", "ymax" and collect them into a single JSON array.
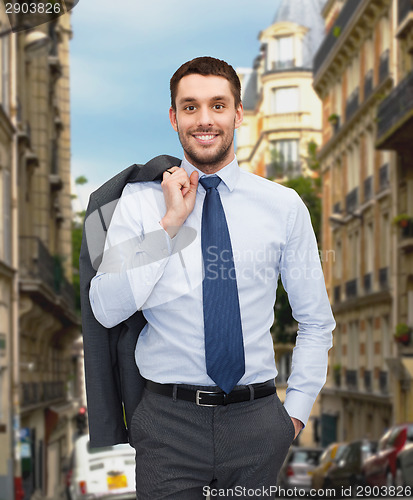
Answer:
[{"xmin": 239, "ymin": 169, "xmax": 300, "ymax": 202}]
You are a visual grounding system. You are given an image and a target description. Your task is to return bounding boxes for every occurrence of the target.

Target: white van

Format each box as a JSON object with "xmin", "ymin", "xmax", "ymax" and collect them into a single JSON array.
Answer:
[{"xmin": 67, "ymin": 434, "xmax": 136, "ymax": 499}]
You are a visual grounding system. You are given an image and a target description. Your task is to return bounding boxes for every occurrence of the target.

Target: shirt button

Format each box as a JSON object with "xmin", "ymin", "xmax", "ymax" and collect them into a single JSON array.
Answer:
[{"xmin": 162, "ymin": 248, "xmax": 169, "ymax": 256}]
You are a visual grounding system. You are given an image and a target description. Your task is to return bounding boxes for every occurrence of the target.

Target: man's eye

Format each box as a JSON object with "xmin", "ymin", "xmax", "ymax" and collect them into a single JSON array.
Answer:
[
  {"xmin": 214, "ymin": 104, "xmax": 224, "ymax": 110},
  {"xmin": 185, "ymin": 105, "xmax": 196, "ymax": 111}
]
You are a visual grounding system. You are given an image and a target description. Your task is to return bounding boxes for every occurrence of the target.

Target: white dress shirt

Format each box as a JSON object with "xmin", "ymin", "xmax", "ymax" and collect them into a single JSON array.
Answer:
[{"xmin": 89, "ymin": 156, "xmax": 335, "ymax": 425}]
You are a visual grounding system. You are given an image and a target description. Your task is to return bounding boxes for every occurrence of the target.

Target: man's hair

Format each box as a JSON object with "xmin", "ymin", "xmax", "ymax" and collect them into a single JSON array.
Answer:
[{"xmin": 170, "ymin": 56, "xmax": 241, "ymax": 111}]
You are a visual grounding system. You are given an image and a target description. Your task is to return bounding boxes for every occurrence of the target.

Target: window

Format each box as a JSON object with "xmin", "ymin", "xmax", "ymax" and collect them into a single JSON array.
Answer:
[
  {"xmin": 268, "ymin": 139, "xmax": 300, "ymax": 178},
  {"xmin": 366, "ymin": 222, "xmax": 374, "ymax": 275},
  {"xmin": 380, "ymin": 213, "xmax": 390, "ymax": 268},
  {"xmin": 365, "ymin": 37, "xmax": 374, "ymax": 72},
  {"xmin": 347, "ymin": 143, "xmax": 360, "ymax": 191},
  {"xmin": 274, "ymin": 36, "xmax": 294, "ymax": 70},
  {"xmin": 349, "ymin": 321, "xmax": 359, "ymax": 370},
  {"xmin": 270, "ymin": 87, "xmax": 299, "ymax": 114},
  {"xmin": 366, "ymin": 130, "xmax": 374, "ymax": 177},
  {"xmin": 366, "ymin": 319, "xmax": 374, "ymax": 371}
]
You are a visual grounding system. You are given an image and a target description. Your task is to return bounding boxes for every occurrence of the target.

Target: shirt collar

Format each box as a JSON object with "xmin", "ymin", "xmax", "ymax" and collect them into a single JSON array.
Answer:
[{"xmin": 181, "ymin": 155, "xmax": 240, "ymax": 193}]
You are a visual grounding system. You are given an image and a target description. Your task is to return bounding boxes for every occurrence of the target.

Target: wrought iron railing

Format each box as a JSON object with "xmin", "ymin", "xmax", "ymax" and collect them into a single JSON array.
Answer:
[
  {"xmin": 346, "ymin": 187, "xmax": 359, "ymax": 214},
  {"xmin": 377, "ymin": 70, "xmax": 413, "ymax": 141},
  {"xmin": 313, "ymin": 0, "xmax": 356, "ymax": 75},
  {"xmin": 364, "ymin": 70, "xmax": 374, "ymax": 100},
  {"xmin": 334, "ymin": 285, "xmax": 341, "ymax": 304},
  {"xmin": 379, "ymin": 370, "xmax": 388, "ymax": 393},
  {"xmin": 346, "ymin": 369, "xmax": 358, "ymax": 390},
  {"xmin": 364, "ymin": 176, "xmax": 373, "ymax": 202},
  {"xmin": 379, "ymin": 267, "xmax": 389, "ymax": 290},
  {"xmin": 345, "ymin": 88, "xmax": 359, "ymax": 122},
  {"xmin": 398, "ymin": 0, "xmax": 413, "ymax": 25},
  {"xmin": 333, "ymin": 202, "xmax": 342, "ymax": 214},
  {"xmin": 364, "ymin": 273, "xmax": 372, "ymax": 294},
  {"xmin": 379, "ymin": 163, "xmax": 390, "ymax": 191},
  {"xmin": 364, "ymin": 370, "xmax": 372, "ymax": 392},
  {"xmin": 19, "ymin": 236, "xmax": 75, "ymax": 309},
  {"xmin": 379, "ymin": 49, "xmax": 390, "ymax": 84},
  {"xmin": 21, "ymin": 381, "xmax": 66, "ymax": 407},
  {"xmin": 402, "ymin": 220, "xmax": 413, "ymax": 238},
  {"xmin": 346, "ymin": 279, "xmax": 358, "ymax": 299}
]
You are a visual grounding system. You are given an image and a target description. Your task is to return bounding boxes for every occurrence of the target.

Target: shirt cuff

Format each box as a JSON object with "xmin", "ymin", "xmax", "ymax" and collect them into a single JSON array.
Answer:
[{"xmin": 283, "ymin": 389, "xmax": 315, "ymax": 427}]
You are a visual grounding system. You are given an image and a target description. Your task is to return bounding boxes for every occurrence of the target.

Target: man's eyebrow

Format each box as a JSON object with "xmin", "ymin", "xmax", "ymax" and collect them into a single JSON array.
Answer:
[{"xmin": 177, "ymin": 95, "xmax": 231, "ymax": 105}]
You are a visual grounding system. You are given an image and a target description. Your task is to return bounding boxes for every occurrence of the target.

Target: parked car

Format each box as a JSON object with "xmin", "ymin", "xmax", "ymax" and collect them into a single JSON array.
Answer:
[
  {"xmin": 394, "ymin": 442, "xmax": 413, "ymax": 487},
  {"xmin": 323, "ymin": 439, "xmax": 377, "ymax": 492},
  {"xmin": 277, "ymin": 446, "xmax": 323, "ymax": 492},
  {"xmin": 311, "ymin": 442, "xmax": 347, "ymax": 490},
  {"xmin": 362, "ymin": 423, "xmax": 413, "ymax": 487},
  {"xmin": 67, "ymin": 434, "xmax": 136, "ymax": 500}
]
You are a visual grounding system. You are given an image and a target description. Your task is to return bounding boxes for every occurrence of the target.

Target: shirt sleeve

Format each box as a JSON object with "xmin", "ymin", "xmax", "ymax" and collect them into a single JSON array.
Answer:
[
  {"xmin": 89, "ymin": 183, "xmax": 174, "ymax": 328},
  {"xmin": 280, "ymin": 190, "xmax": 336, "ymax": 426}
]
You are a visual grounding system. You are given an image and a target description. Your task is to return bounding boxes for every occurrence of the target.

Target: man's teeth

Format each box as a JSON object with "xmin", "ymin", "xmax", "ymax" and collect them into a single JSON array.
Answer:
[{"xmin": 195, "ymin": 135, "xmax": 216, "ymax": 141}]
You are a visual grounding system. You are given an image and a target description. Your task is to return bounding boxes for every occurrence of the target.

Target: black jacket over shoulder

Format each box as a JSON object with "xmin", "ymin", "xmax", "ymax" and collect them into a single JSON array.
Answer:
[{"xmin": 79, "ymin": 155, "xmax": 181, "ymax": 448}]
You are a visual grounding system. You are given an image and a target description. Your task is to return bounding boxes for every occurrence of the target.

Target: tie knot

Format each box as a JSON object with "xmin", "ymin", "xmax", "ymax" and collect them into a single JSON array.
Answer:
[{"xmin": 200, "ymin": 175, "xmax": 221, "ymax": 191}]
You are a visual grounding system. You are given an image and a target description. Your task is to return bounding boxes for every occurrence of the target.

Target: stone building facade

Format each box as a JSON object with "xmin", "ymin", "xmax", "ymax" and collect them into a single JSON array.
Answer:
[
  {"xmin": 313, "ymin": 0, "xmax": 405, "ymax": 444},
  {"xmin": 0, "ymin": 7, "xmax": 80, "ymax": 499}
]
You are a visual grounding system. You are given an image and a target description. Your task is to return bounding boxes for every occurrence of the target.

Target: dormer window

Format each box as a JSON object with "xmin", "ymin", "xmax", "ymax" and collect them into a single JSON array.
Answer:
[{"xmin": 273, "ymin": 35, "xmax": 294, "ymax": 70}]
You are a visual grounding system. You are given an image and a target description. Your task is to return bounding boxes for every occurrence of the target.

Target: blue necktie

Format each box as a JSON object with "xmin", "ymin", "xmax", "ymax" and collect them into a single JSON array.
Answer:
[{"xmin": 199, "ymin": 175, "xmax": 245, "ymax": 394}]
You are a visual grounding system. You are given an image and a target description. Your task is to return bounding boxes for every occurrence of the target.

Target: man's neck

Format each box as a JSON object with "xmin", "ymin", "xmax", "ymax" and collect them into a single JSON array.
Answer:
[{"xmin": 182, "ymin": 153, "xmax": 236, "ymax": 175}]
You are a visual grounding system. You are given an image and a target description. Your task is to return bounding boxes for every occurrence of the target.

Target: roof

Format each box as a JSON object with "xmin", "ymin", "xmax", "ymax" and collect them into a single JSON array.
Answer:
[{"xmin": 273, "ymin": 0, "xmax": 326, "ymax": 69}]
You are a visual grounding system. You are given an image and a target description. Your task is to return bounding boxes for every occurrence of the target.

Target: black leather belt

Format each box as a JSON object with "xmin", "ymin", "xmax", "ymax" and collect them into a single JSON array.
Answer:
[{"xmin": 145, "ymin": 379, "xmax": 276, "ymax": 407}]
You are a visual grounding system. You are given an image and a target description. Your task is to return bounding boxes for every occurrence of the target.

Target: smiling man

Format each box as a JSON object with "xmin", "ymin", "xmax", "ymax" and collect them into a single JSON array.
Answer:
[{"xmin": 87, "ymin": 56, "xmax": 335, "ymax": 499}]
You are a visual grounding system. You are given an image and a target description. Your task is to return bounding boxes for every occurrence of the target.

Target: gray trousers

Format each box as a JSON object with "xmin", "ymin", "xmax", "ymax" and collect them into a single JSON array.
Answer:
[{"xmin": 131, "ymin": 384, "xmax": 295, "ymax": 499}]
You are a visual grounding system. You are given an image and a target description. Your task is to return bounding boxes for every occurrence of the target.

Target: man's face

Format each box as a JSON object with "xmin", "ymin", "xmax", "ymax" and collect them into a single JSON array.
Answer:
[{"xmin": 169, "ymin": 74, "xmax": 243, "ymax": 173}]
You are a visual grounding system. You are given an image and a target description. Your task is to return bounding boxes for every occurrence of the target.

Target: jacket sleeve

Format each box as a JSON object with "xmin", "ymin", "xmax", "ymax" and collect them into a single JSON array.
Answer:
[
  {"xmin": 88, "ymin": 183, "xmax": 174, "ymax": 328},
  {"xmin": 79, "ymin": 193, "xmax": 129, "ymax": 447}
]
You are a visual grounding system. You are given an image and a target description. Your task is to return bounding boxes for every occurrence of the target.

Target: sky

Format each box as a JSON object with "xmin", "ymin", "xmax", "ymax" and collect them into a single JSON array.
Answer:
[{"xmin": 69, "ymin": 0, "xmax": 281, "ymax": 210}]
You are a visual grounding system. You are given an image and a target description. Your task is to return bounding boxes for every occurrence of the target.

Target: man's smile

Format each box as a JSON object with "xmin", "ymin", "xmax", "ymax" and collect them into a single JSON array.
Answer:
[{"xmin": 192, "ymin": 133, "xmax": 219, "ymax": 144}]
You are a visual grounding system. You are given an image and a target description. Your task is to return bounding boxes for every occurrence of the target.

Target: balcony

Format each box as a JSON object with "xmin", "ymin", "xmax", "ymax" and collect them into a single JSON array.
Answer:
[
  {"xmin": 271, "ymin": 59, "xmax": 296, "ymax": 71},
  {"xmin": 376, "ymin": 70, "xmax": 413, "ymax": 150},
  {"xmin": 400, "ymin": 220, "xmax": 413, "ymax": 252},
  {"xmin": 345, "ymin": 88, "xmax": 360, "ymax": 122},
  {"xmin": 346, "ymin": 369, "xmax": 358, "ymax": 390},
  {"xmin": 21, "ymin": 381, "xmax": 66, "ymax": 408},
  {"xmin": 379, "ymin": 267, "xmax": 389, "ymax": 290},
  {"xmin": 346, "ymin": 187, "xmax": 359, "ymax": 214},
  {"xmin": 263, "ymin": 113, "xmax": 306, "ymax": 131},
  {"xmin": 19, "ymin": 236, "xmax": 75, "ymax": 310},
  {"xmin": 379, "ymin": 49, "xmax": 390, "ymax": 84},
  {"xmin": 346, "ymin": 279, "xmax": 358, "ymax": 299},
  {"xmin": 266, "ymin": 161, "xmax": 301, "ymax": 180},
  {"xmin": 379, "ymin": 163, "xmax": 390, "ymax": 191},
  {"xmin": 333, "ymin": 202, "xmax": 342, "ymax": 214},
  {"xmin": 364, "ymin": 176, "xmax": 373, "ymax": 202},
  {"xmin": 313, "ymin": 0, "xmax": 356, "ymax": 77},
  {"xmin": 364, "ymin": 370, "xmax": 372, "ymax": 392},
  {"xmin": 397, "ymin": 0, "xmax": 413, "ymax": 37},
  {"xmin": 364, "ymin": 70, "xmax": 374, "ymax": 101},
  {"xmin": 364, "ymin": 273, "xmax": 372, "ymax": 294}
]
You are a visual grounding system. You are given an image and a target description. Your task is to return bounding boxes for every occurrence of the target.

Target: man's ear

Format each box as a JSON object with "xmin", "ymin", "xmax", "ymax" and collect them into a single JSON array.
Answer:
[
  {"xmin": 169, "ymin": 107, "xmax": 178, "ymax": 132},
  {"xmin": 234, "ymin": 102, "xmax": 243, "ymax": 130}
]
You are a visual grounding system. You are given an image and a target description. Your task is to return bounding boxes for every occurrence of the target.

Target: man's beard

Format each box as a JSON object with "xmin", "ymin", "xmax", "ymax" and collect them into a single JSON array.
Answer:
[{"xmin": 176, "ymin": 123, "xmax": 235, "ymax": 171}]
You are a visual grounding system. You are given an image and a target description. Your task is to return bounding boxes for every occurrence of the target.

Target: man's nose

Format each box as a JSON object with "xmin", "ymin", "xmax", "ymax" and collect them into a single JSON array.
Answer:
[{"xmin": 197, "ymin": 107, "xmax": 214, "ymax": 127}]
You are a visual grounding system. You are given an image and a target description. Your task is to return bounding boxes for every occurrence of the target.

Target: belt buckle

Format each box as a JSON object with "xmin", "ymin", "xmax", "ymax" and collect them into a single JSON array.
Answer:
[{"xmin": 196, "ymin": 390, "xmax": 218, "ymax": 407}]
